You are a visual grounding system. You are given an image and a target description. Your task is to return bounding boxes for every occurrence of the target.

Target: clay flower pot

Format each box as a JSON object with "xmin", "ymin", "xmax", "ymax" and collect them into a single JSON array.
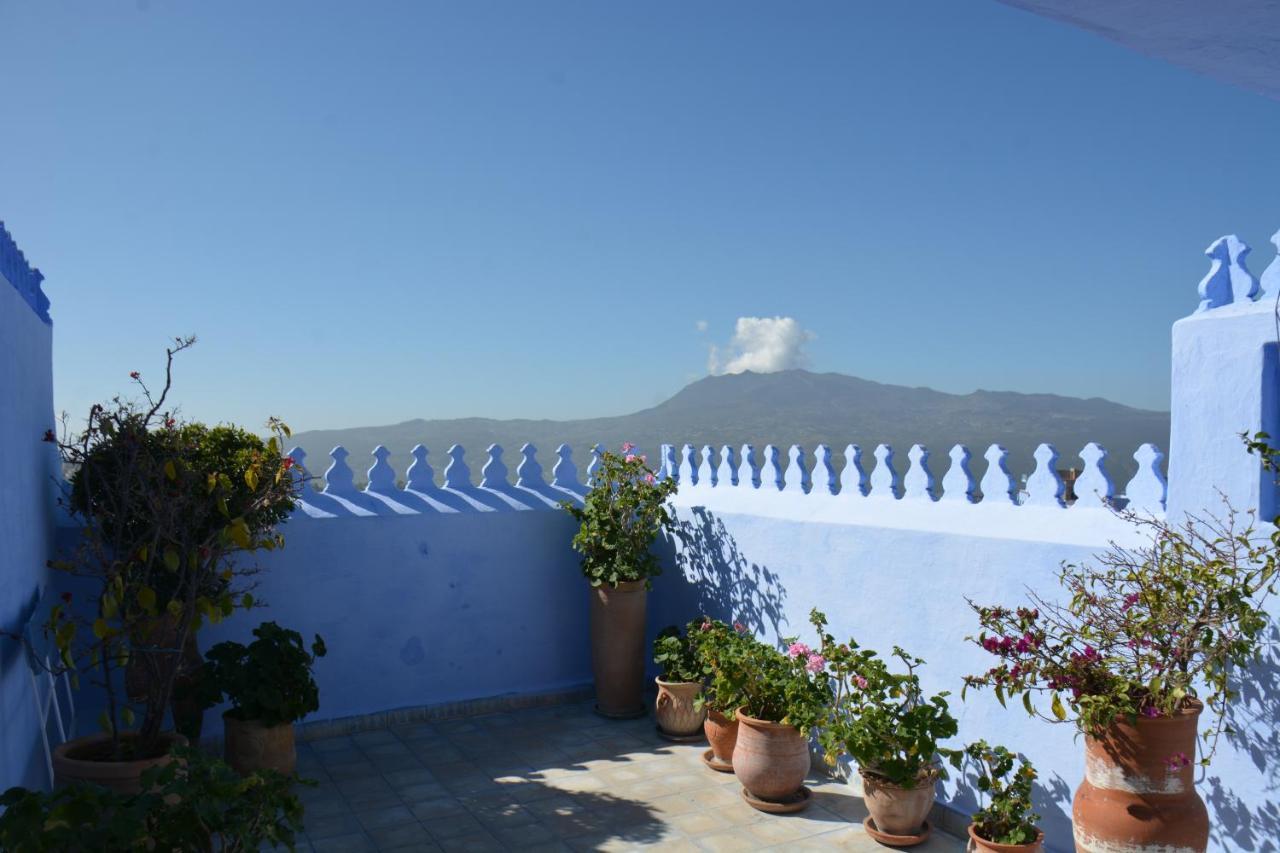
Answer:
[
  {"xmin": 704, "ymin": 709, "xmax": 739, "ymax": 767},
  {"xmin": 967, "ymin": 825, "xmax": 1045, "ymax": 853},
  {"xmin": 223, "ymin": 713, "xmax": 297, "ymax": 776},
  {"xmin": 655, "ymin": 679, "xmax": 705, "ymax": 738},
  {"xmin": 588, "ymin": 580, "xmax": 647, "ymax": 718},
  {"xmin": 1072, "ymin": 700, "xmax": 1209, "ymax": 853},
  {"xmin": 860, "ymin": 767, "xmax": 938, "ymax": 840},
  {"xmin": 53, "ymin": 732, "xmax": 188, "ymax": 794},
  {"xmin": 732, "ymin": 710, "xmax": 810, "ymax": 806}
]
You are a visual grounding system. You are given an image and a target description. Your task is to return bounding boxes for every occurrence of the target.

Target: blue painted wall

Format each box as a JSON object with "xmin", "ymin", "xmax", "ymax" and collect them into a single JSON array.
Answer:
[{"xmin": 0, "ymin": 224, "xmax": 56, "ymax": 792}]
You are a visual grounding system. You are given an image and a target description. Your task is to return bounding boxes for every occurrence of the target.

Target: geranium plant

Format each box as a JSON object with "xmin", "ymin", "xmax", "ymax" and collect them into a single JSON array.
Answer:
[
  {"xmin": 201, "ymin": 622, "xmax": 327, "ymax": 727},
  {"xmin": 962, "ymin": 741, "xmax": 1040, "ymax": 846},
  {"xmin": 691, "ymin": 617, "xmax": 755, "ymax": 717},
  {"xmin": 561, "ymin": 443, "xmax": 677, "ymax": 589},
  {"xmin": 809, "ymin": 609, "xmax": 959, "ymax": 787},
  {"xmin": 703, "ymin": 618, "xmax": 829, "ymax": 734},
  {"xmin": 0, "ymin": 747, "xmax": 305, "ymax": 852},
  {"xmin": 653, "ymin": 624, "xmax": 706, "ymax": 684},
  {"xmin": 963, "ymin": 505, "xmax": 1276, "ymax": 764},
  {"xmin": 41, "ymin": 338, "xmax": 300, "ymax": 759}
]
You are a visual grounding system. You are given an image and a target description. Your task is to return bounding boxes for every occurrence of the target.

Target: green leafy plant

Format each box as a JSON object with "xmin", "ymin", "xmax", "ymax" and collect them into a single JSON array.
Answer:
[
  {"xmin": 691, "ymin": 617, "xmax": 755, "ymax": 717},
  {"xmin": 40, "ymin": 338, "xmax": 301, "ymax": 759},
  {"xmin": 653, "ymin": 624, "xmax": 706, "ymax": 683},
  {"xmin": 810, "ymin": 609, "xmax": 959, "ymax": 788},
  {"xmin": 0, "ymin": 747, "xmax": 305, "ymax": 852},
  {"xmin": 698, "ymin": 617, "xmax": 829, "ymax": 734},
  {"xmin": 561, "ymin": 443, "xmax": 677, "ymax": 589},
  {"xmin": 962, "ymin": 741, "xmax": 1040, "ymax": 846},
  {"xmin": 202, "ymin": 622, "xmax": 327, "ymax": 727},
  {"xmin": 963, "ymin": 503, "xmax": 1275, "ymax": 764}
]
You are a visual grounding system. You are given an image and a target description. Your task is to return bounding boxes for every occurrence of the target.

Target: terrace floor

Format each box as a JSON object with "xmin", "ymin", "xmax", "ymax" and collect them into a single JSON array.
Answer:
[{"xmin": 292, "ymin": 700, "xmax": 966, "ymax": 852}]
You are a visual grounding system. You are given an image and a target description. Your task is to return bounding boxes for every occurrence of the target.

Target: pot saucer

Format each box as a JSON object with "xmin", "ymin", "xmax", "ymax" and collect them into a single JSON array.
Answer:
[
  {"xmin": 862, "ymin": 816, "xmax": 931, "ymax": 847},
  {"xmin": 741, "ymin": 784, "xmax": 811, "ymax": 813},
  {"xmin": 700, "ymin": 749, "xmax": 734, "ymax": 773},
  {"xmin": 656, "ymin": 726, "xmax": 705, "ymax": 743}
]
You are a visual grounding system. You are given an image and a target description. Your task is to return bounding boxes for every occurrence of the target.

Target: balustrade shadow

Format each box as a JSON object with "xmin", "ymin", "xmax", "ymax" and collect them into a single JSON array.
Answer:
[
  {"xmin": 1206, "ymin": 625, "xmax": 1280, "ymax": 852},
  {"xmin": 657, "ymin": 505, "xmax": 788, "ymax": 641}
]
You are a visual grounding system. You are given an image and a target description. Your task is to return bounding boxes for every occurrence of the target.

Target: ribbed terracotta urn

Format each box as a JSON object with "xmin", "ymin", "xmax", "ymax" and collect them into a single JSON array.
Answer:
[
  {"xmin": 655, "ymin": 679, "xmax": 705, "ymax": 737},
  {"xmin": 223, "ymin": 713, "xmax": 297, "ymax": 776},
  {"xmin": 588, "ymin": 580, "xmax": 647, "ymax": 718},
  {"xmin": 705, "ymin": 709, "xmax": 739, "ymax": 766},
  {"xmin": 1072, "ymin": 701, "xmax": 1209, "ymax": 853},
  {"xmin": 732, "ymin": 710, "xmax": 810, "ymax": 805}
]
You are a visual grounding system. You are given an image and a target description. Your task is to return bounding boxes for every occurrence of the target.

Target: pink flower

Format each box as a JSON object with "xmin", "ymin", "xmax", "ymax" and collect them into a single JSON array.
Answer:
[
  {"xmin": 625, "ymin": 454, "xmax": 637, "ymax": 463},
  {"xmin": 787, "ymin": 642, "xmax": 810, "ymax": 659},
  {"xmin": 805, "ymin": 654, "xmax": 826, "ymax": 673},
  {"xmin": 644, "ymin": 473, "xmax": 655, "ymax": 485},
  {"xmin": 1164, "ymin": 752, "xmax": 1191, "ymax": 772},
  {"xmin": 1123, "ymin": 593, "xmax": 1140, "ymax": 611},
  {"xmin": 853, "ymin": 674, "xmax": 868, "ymax": 689},
  {"xmin": 700, "ymin": 622, "xmax": 712, "ymax": 632},
  {"xmin": 733, "ymin": 621, "xmax": 747, "ymax": 633},
  {"xmin": 129, "ymin": 371, "xmax": 140, "ymax": 380},
  {"xmin": 621, "ymin": 442, "xmax": 635, "ymax": 453}
]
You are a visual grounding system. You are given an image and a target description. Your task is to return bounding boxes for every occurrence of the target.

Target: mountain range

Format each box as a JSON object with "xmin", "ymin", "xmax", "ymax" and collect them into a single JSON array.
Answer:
[{"xmin": 289, "ymin": 370, "xmax": 1170, "ymax": 489}]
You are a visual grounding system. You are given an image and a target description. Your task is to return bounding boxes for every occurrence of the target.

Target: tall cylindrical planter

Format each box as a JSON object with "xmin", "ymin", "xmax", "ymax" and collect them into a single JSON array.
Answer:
[
  {"xmin": 655, "ymin": 679, "xmax": 705, "ymax": 738},
  {"xmin": 588, "ymin": 580, "xmax": 647, "ymax": 718},
  {"xmin": 223, "ymin": 714, "xmax": 298, "ymax": 776},
  {"xmin": 1073, "ymin": 701, "xmax": 1209, "ymax": 853},
  {"xmin": 732, "ymin": 710, "xmax": 810, "ymax": 809}
]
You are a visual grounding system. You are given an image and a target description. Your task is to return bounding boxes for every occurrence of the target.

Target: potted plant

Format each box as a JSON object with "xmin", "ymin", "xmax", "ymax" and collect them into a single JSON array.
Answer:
[
  {"xmin": 201, "ymin": 621, "xmax": 327, "ymax": 776},
  {"xmin": 711, "ymin": 623, "xmax": 829, "ymax": 812},
  {"xmin": 561, "ymin": 443, "xmax": 677, "ymax": 718},
  {"xmin": 652, "ymin": 624, "xmax": 707, "ymax": 740},
  {"xmin": 0, "ymin": 747, "xmax": 305, "ymax": 852},
  {"xmin": 692, "ymin": 617, "xmax": 754, "ymax": 772},
  {"xmin": 811, "ymin": 609, "xmax": 958, "ymax": 846},
  {"xmin": 960, "ymin": 741, "xmax": 1043, "ymax": 852},
  {"xmin": 39, "ymin": 339, "xmax": 299, "ymax": 792},
  {"xmin": 964, "ymin": 502, "xmax": 1276, "ymax": 853}
]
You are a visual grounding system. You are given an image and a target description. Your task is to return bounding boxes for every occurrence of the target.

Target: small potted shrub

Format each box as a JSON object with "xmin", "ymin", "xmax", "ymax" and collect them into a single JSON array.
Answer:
[
  {"xmin": 961, "ymin": 741, "xmax": 1043, "ymax": 852},
  {"xmin": 39, "ymin": 340, "xmax": 299, "ymax": 792},
  {"xmin": 202, "ymin": 621, "xmax": 327, "ymax": 776},
  {"xmin": 811, "ymin": 609, "xmax": 958, "ymax": 845},
  {"xmin": 692, "ymin": 617, "xmax": 754, "ymax": 772},
  {"xmin": 652, "ymin": 624, "xmax": 707, "ymax": 740},
  {"xmin": 0, "ymin": 746, "xmax": 305, "ymax": 852},
  {"xmin": 964, "ymin": 501, "xmax": 1276, "ymax": 853},
  {"xmin": 712, "ymin": 623, "xmax": 829, "ymax": 811},
  {"xmin": 561, "ymin": 444, "xmax": 677, "ymax": 718}
]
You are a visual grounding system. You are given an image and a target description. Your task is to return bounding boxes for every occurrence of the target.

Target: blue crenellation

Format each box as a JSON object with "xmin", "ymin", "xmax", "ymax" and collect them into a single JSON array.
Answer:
[{"xmin": 0, "ymin": 222, "xmax": 49, "ymax": 324}]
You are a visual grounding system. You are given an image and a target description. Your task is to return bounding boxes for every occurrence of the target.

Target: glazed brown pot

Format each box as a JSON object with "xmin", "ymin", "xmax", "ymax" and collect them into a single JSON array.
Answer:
[
  {"xmin": 655, "ymin": 679, "xmax": 705, "ymax": 737},
  {"xmin": 705, "ymin": 709, "xmax": 739, "ymax": 765},
  {"xmin": 53, "ymin": 731, "xmax": 188, "ymax": 794},
  {"xmin": 732, "ymin": 710, "xmax": 810, "ymax": 803},
  {"xmin": 1072, "ymin": 700, "xmax": 1209, "ymax": 853},
  {"xmin": 223, "ymin": 713, "xmax": 297, "ymax": 776},
  {"xmin": 861, "ymin": 767, "xmax": 938, "ymax": 838},
  {"xmin": 588, "ymin": 580, "xmax": 647, "ymax": 718},
  {"xmin": 967, "ymin": 825, "xmax": 1045, "ymax": 853}
]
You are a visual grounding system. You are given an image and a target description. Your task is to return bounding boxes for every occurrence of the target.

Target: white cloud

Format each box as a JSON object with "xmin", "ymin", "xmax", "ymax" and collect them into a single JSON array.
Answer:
[
  {"xmin": 707, "ymin": 316, "xmax": 815, "ymax": 375},
  {"xmin": 695, "ymin": 320, "xmax": 708, "ymax": 333}
]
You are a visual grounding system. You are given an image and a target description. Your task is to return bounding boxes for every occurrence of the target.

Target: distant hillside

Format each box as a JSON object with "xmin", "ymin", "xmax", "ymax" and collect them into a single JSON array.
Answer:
[{"xmin": 290, "ymin": 370, "xmax": 1170, "ymax": 488}]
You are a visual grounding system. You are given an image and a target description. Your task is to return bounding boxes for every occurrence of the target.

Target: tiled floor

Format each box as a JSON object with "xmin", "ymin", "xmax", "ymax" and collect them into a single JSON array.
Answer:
[{"xmin": 293, "ymin": 701, "xmax": 966, "ymax": 852}]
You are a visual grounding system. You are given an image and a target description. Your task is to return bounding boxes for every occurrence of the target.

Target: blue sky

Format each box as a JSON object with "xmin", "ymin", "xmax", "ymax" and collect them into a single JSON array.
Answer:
[{"xmin": 3, "ymin": 0, "xmax": 1279, "ymax": 431}]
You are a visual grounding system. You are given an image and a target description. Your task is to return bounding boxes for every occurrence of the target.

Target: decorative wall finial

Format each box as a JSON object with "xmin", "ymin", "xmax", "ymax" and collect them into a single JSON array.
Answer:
[
  {"xmin": 444, "ymin": 445, "xmax": 471, "ymax": 489},
  {"xmin": 324, "ymin": 446, "xmax": 356, "ymax": 495},
  {"xmin": 517, "ymin": 443, "xmax": 545, "ymax": 487},
  {"xmin": 1260, "ymin": 229, "xmax": 1280, "ymax": 301},
  {"xmin": 981, "ymin": 444, "xmax": 1018, "ymax": 505},
  {"xmin": 366, "ymin": 445, "xmax": 396, "ymax": 493},
  {"xmin": 813, "ymin": 445, "xmax": 837, "ymax": 495},
  {"xmin": 1196, "ymin": 235, "xmax": 1256, "ymax": 312},
  {"xmin": 406, "ymin": 445, "xmax": 434, "ymax": 490},
  {"xmin": 699, "ymin": 445, "xmax": 718, "ymax": 486},
  {"xmin": 870, "ymin": 444, "xmax": 900, "ymax": 499},
  {"xmin": 783, "ymin": 445, "xmax": 810, "ymax": 493},
  {"xmin": 552, "ymin": 444, "xmax": 579, "ymax": 489},
  {"xmin": 762, "ymin": 445, "xmax": 784, "ymax": 491},
  {"xmin": 586, "ymin": 444, "xmax": 605, "ymax": 487},
  {"xmin": 841, "ymin": 445, "xmax": 869, "ymax": 497},
  {"xmin": 1126, "ymin": 443, "xmax": 1167, "ymax": 514},
  {"xmin": 481, "ymin": 444, "xmax": 508, "ymax": 488},
  {"xmin": 1074, "ymin": 442, "xmax": 1114, "ymax": 508},
  {"xmin": 940, "ymin": 444, "xmax": 976, "ymax": 503},
  {"xmin": 1025, "ymin": 444, "xmax": 1065, "ymax": 507},
  {"xmin": 679, "ymin": 444, "xmax": 698, "ymax": 486},
  {"xmin": 718, "ymin": 445, "xmax": 739, "ymax": 486},
  {"xmin": 741, "ymin": 445, "xmax": 761, "ymax": 488}
]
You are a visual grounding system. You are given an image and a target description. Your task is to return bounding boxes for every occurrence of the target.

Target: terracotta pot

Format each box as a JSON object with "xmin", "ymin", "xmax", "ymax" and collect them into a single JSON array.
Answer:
[
  {"xmin": 655, "ymin": 679, "xmax": 705, "ymax": 737},
  {"xmin": 967, "ymin": 825, "xmax": 1045, "ymax": 853},
  {"xmin": 705, "ymin": 709, "xmax": 739, "ymax": 765},
  {"xmin": 223, "ymin": 713, "xmax": 297, "ymax": 776},
  {"xmin": 861, "ymin": 767, "xmax": 938, "ymax": 838},
  {"xmin": 588, "ymin": 580, "xmax": 647, "ymax": 718},
  {"xmin": 53, "ymin": 731, "xmax": 188, "ymax": 794},
  {"xmin": 1073, "ymin": 700, "xmax": 1209, "ymax": 853},
  {"xmin": 732, "ymin": 710, "xmax": 810, "ymax": 802}
]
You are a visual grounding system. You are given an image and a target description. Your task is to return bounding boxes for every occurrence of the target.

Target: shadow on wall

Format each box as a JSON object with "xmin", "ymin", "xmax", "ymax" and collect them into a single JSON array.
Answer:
[
  {"xmin": 656, "ymin": 506, "xmax": 788, "ymax": 642},
  {"xmin": 1208, "ymin": 625, "xmax": 1280, "ymax": 852}
]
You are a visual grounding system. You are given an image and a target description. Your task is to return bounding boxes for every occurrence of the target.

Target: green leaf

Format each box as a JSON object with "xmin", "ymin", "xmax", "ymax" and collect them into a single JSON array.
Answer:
[
  {"xmin": 163, "ymin": 548, "xmax": 180, "ymax": 572},
  {"xmin": 164, "ymin": 460, "xmax": 177, "ymax": 481},
  {"xmin": 244, "ymin": 468, "xmax": 259, "ymax": 491},
  {"xmin": 1051, "ymin": 693, "xmax": 1067, "ymax": 721},
  {"xmin": 137, "ymin": 585, "xmax": 157, "ymax": 614},
  {"xmin": 120, "ymin": 706, "xmax": 135, "ymax": 727},
  {"xmin": 92, "ymin": 618, "xmax": 109, "ymax": 640},
  {"xmin": 1022, "ymin": 691, "xmax": 1035, "ymax": 716}
]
